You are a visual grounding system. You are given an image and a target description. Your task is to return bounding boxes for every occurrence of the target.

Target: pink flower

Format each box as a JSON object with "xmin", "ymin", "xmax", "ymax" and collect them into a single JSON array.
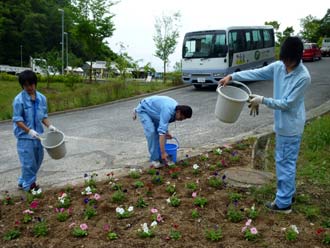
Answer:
[
  {"xmin": 93, "ymin": 193, "xmax": 101, "ymax": 201},
  {"xmin": 156, "ymin": 213, "xmax": 163, "ymax": 222},
  {"xmin": 30, "ymin": 200, "xmax": 38, "ymax": 209},
  {"xmin": 80, "ymin": 223, "xmax": 88, "ymax": 230},
  {"xmin": 192, "ymin": 192, "xmax": 197, "ymax": 198},
  {"xmin": 69, "ymin": 222, "xmax": 76, "ymax": 229},
  {"xmin": 23, "ymin": 209, "xmax": 34, "ymax": 214},
  {"xmin": 241, "ymin": 226, "xmax": 247, "ymax": 233},
  {"xmin": 245, "ymin": 219, "xmax": 252, "ymax": 226},
  {"xmin": 151, "ymin": 208, "xmax": 158, "ymax": 214},
  {"xmin": 250, "ymin": 227, "xmax": 258, "ymax": 235},
  {"xmin": 103, "ymin": 224, "xmax": 110, "ymax": 232}
]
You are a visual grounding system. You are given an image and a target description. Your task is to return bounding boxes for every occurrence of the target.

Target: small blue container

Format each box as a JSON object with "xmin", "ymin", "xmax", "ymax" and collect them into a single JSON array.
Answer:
[{"xmin": 165, "ymin": 137, "xmax": 179, "ymax": 162}]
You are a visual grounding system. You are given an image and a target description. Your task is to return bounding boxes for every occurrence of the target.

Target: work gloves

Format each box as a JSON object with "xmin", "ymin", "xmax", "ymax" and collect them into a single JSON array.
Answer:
[
  {"xmin": 49, "ymin": 125, "xmax": 59, "ymax": 132},
  {"xmin": 28, "ymin": 129, "xmax": 40, "ymax": 139},
  {"xmin": 248, "ymin": 94, "xmax": 264, "ymax": 117}
]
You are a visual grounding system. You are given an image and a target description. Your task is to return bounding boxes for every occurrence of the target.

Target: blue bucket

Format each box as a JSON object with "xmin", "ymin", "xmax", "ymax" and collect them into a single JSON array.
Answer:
[{"xmin": 165, "ymin": 137, "xmax": 179, "ymax": 162}]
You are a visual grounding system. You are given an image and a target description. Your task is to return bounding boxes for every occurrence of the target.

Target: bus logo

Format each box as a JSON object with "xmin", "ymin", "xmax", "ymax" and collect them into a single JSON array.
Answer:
[{"xmin": 254, "ymin": 51, "xmax": 261, "ymax": 60}]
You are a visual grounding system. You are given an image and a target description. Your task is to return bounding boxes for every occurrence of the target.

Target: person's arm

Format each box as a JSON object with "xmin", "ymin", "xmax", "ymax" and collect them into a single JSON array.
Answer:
[{"xmin": 159, "ymin": 134, "xmax": 167, "ymax": 162}]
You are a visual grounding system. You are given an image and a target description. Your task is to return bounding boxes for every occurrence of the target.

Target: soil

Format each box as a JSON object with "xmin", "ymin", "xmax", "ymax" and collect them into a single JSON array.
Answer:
[{"xmin": 0, "ymin": 139, "xmax": 327, "ymax": 248}]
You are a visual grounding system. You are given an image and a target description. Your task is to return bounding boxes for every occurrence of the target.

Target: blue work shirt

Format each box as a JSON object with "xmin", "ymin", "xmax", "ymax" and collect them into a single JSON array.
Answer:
[
  {"xmin": 138, "ymin": 95, "xmax": 177, "ymax": 135},
  {"xmin": 12, "ymin": 90, "xmax": 48, "ymax": 139},
  {"xmin": 232, "ymin": 61, "xmax": 311, "ymax": 136}
]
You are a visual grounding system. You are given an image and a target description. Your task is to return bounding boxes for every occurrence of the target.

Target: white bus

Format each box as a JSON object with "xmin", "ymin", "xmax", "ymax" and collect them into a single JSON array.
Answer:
[{"xmin": 181, "ymin": 26, "xmax": 275, "ymax": 89}]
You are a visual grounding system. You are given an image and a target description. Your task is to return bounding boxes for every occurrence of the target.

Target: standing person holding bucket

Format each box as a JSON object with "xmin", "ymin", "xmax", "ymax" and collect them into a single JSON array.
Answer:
[
  {"xmin": 133, "ymin": 95, "xmax": 192, "ymax": 168},
  {"xmin": 12, "ymin": 70, "xmax": 59, "ymax": 192},
  {"xmin": 219, "ymin": 37, "xmax": 311, "ymax": 213}
]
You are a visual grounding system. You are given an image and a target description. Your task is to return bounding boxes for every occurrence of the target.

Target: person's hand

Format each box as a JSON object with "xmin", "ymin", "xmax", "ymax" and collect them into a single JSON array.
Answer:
[
  {"xmin": 248, "ymin": 103, "xmax": 259, "ymax": 117},
  {"xmin": 49, "ymin": 125, "xmax": 59, "ymax": 132},
  {"xmin": 165, "ymin": 133, "xmax": 172, "ymax": 139},
  {"xmin": 249, "ymin": 94, "xmax": 264, "ymax": 107},
  {"xmin": 218, "ymin": 75, "xmax": 232, "ymax": 86},
  {"xmin": 28, "ymin": 129, "xmax": 40, "ymax": 139}
]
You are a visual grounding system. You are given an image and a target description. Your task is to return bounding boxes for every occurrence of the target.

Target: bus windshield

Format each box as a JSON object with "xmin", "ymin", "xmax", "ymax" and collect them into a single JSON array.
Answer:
[{"xmin": 183, "ymin": 31, "xmax": 227, "ymax": 59}]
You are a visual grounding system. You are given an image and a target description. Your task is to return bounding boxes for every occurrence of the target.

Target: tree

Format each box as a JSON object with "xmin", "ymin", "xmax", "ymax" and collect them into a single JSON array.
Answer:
[
  {"xmin": 300, "ymin": 15, "xmax": 321, "ymax": 42},
  {"xmin": 71, "ymin": 0, "xmax": 116, "ymax": 82},
  {"xmin": 319, "ymin": 9, "xmax": 330, "ymax": 38},
  {"xmin": 153, "ymin": 12, "xmax": 181, "ymax": 83}
]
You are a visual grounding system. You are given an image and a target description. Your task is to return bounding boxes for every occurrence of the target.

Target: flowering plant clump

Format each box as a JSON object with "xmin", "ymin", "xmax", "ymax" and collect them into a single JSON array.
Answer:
[
  {"xmin": 165, "ymin": 182, "xmax": 176, "ymax": 194},
  {"xmin": 116, "ymin": 206, "xmax": 134, "ymax": 219},
  {"xmin": 151, "ymin": 172, "xmax": 163, "ymax": 185},
  {"xmin": 227, "ymin": 204, "xmax": 244, "ymax": 223},
  {"xmin": 205, "ymin": 225, "xmax": 223, "ymax": 241},
  {"xmin": 185, "ymin": 182, "xmax": 198, "ymax": 192},
  {"xmin": 111, "ymin": 190, "xmax": 126, "ymax": 203},
  {"xmin": 192, "ymin": 164, "xmax": 200, "ymax": 175},
  {"xmin": 55, "ymin": 208, "xmax": 72, "ymax": 222},
  {"xmin": 168, "ymin": 166, "xmax": 180, "ymax": 179},
  {"xmin": 137, "ymin": 222, "xmax": 157, "ymax": 238},
  {"xmin": 33, "ymin": 221, "xmax": 48, "ymax": 237},
  {"xmin": 150, "ymin": 208, "xmax": 164, "ymax": 223},
  {"xmin": 167, "ymin": 195, "xmax": 181, "ymax": 207},
  {"xmin": 3, "ymin": 228, "xmax": 21, "ymax": 240},
  {"xmin": 200, "ymin": 153, "xmax": 209, "ymax": 161},
  {"xmin": 2, "ymin": 192, "xmax": 14, "ymax": 205},
  {"xmin": 129, "ymin": 168, "xmax": 142, "ymax": 179},
  {"xmin": 84, "ymin": 172, "xmax": 98, "ymax": 188},
  {"xmin": 315, "ymin": 228, "xmax": 330, "ymax": 244},
  {"xmin": 81, "ymin": 186, "xmax": 97, "ymax": 195},
  {"xmin": 133, "ymin": 180, "xmax": 144, "ymax": 188},
  {"xmin": 84, "ymin": 193, "xmax": 101, "ymax": 206},
  {"xmin": 193, "ymin": 197, "xmax": 208, "ymax": 208},
  {"xmin": 22, "ymin": 209, "xmax": 34, "ymax": 223},
  {"xmin": 230, "ymin": 151, "xmax": 240, "ymax": 162},
  {"xmin": 284, "ymin": 225, "xmax": 299, "ymax": 241},
  {"xmin": 136, "ymin": 197, "xmax": 148, "ymax": 208},
  {"xmin": 208, "ymin": 175, "xmax": 224, "ymax": 189},
  {"xmin": 191, "ymin": 208, "xmax": 200, "ymax": 219},
  {"xmin": 27, "ymin": 188, "xmax": 43, "ymax": 202},
  {"xmin": 242, "ymin": 219, "xmax": 259, "ymax": 241},
  {"xmin": 57, "ymin": 192, "xmax": 71, "ymax": 208},
  {"xmin": 147, "ymin": 166, "xmax": 157, "ymax": 175},
  {"xmin": 84, "ymin": 205, "xmax": 97, "ymax": 220},
  {"xmin": 71, "ymin": 223, "xmax": 88, "ymax": 237},
  {"xmin": 107, "ymin": 231, "xmax": 118, "ymax": 240},
  {"xmin": 246, "ymin": 204, "xmax": 259, "ymax": 219},
  {"xmin": 213, "ymin": 148, "xmax": 223, "ymax": 155}
]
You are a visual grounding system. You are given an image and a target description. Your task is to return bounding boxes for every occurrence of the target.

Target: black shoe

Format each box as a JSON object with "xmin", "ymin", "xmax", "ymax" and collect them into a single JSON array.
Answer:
[
  {"xmin": 29, "ymin": 182, "xmax": 40, "ymax": 191},
  {"xmin": 18, "ymin": 184, "xmax": 23, "ymax": 190},
  {"xmin": 265, "ymin": 201, "xmax": 292, "ymax": 214}
]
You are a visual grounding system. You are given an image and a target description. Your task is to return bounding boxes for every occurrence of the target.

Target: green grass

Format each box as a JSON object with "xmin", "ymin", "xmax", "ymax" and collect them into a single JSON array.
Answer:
[{"xmin": 0, "ymin": 79, "xmax": 180, "ymax": 121}]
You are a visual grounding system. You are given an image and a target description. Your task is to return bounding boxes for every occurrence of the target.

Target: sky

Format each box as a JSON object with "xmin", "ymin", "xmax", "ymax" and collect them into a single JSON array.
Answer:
[{"xmin": 107, "ymin": 0, "xmax": 329, "ymax": 72}]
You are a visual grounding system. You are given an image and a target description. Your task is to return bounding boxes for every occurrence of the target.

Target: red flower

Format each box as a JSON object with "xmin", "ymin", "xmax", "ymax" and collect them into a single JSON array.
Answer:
[
  {"xmin": 173, "ymin": 223, "xmax": 179, "ymax": 229},
  {"xmin": 316, "ymin": 228, "xmax": 325, "ymax": 235},
  {"xmin": 30, "ymin": 200, "xmax": 39, "ymax": 209}
]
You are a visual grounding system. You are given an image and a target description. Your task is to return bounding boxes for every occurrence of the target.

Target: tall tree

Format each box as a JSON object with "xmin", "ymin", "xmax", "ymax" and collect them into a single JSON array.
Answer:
[
  {"xmin": 71, "ymin": 0, "xmax": 116, "ymax": 82},
  {"xmin": 153, "ymin": 12, "xmax": 181, "ymax": 83},
  {"xmin": 300, "ymin": 15, "xmax": 321, "ymax": 42},
  {"xmin": 265, "ymin": 21, "xmax": 281, "ymax": 46}
]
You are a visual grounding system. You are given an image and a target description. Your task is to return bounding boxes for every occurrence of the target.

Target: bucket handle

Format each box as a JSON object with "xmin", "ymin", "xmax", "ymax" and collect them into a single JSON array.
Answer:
[
  {"xmin": 217, "ymin": 80, "xmax": 252, "ymax": 96},
  {"xmin": 167, "ymin": 136, "xmax": 180, "ymax": 149}
]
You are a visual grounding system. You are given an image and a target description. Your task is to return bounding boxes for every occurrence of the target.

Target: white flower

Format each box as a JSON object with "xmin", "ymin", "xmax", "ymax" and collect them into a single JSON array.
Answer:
[
  {"xmin": 150, "ymin": 221, "xmax": 158, "ymax": 227},
  {"xmin": 290, "ymin": 225, "xmax": 299, "ymax": 234},
  {"xmin": 141, "ymin": 223, "xmax": 149, "ymax": 233},
  {"xmin": 166, "ymin": 197, "xmax": 171, "ymax": 204},
  {"xmin": 128, "ymin": 206, "xmax": 134, "ymax": 212},
  {"xmin": 116, "ymin": 207, "xmax": 125, "ymax": 215},
  {"xmin": 193, "ymin": 164, "xmax": 199, "ymax": 170},
  {"xmin": 130, "ymin": 168, "xmax": 136, "ymax": 172},
  {"xmin": 251, "ymin": 204, "xmax": 255, "ymax": 211}
]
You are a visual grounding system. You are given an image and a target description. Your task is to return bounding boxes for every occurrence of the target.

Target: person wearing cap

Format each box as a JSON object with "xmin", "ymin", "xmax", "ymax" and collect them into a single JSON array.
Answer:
[
  {"xmin": 12, "ymin": 70, "xmax": 59, "ymax": 191},
  {"xmin": 133, "ymin": 95, "xmax": 192, "ymax": 168},
  {"xmin": 219, "ymin": 37, "xmax": 311, "ymax": 214}
]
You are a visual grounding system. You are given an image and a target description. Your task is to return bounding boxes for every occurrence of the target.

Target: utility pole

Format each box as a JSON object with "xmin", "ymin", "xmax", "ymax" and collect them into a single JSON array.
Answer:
[
  {"xmin": 58, "ymin": 8, "xmax": 64, "ymax": 75},
  {"xmin": 64, "ymin": 32, "xmax": 69, "ymax": 73}
]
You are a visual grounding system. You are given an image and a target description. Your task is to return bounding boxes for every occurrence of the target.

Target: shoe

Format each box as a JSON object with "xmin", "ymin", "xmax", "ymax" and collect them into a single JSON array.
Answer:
[
  {"xmin": 18, "ymin": 183, "xmax": 23, "ymax": 190},
  {"xmin": 150, "ymin": 161, "xmax": 164, "ymax": 169},
  {"xmin": 29, "ymin": 182, "xmax": 40, "ymax": 191},
  {"xmin": 265, "ymin": 201, "xmax": 292, "ymax": 214}
]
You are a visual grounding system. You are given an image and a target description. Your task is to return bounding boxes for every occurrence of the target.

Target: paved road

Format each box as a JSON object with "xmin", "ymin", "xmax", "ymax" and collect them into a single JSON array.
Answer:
[{"xmin": 1, "ymin": 58, "xmax": 330, "ymax": 193}]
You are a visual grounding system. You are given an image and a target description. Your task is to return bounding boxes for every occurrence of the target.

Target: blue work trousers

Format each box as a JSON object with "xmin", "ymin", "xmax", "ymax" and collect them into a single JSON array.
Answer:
[
  {"xmin": 275, "ymin": 134, "xmax": 302, "ymax": 208},
  {"xmin": 17, "ymin": 139, "xmax": 44, "ymax": 191},
  {"xmin": 137, "ymin": 111, "xmax": 161, "ymax": 162}
]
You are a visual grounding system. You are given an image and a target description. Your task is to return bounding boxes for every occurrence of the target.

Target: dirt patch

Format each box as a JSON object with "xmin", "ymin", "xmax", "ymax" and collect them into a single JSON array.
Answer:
[{"xmin": 0, "ymin": 139, "xmax": 327, "ymax": 247}]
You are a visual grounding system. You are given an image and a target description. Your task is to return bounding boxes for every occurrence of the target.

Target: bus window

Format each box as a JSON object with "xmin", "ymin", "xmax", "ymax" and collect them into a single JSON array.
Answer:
[
  {"xmin": 212, "ymin": 33, "xmax": 227, "ymax": 57},
  {"xmin": 263, "ymin": 29, "xmax": 274, "ymax": 48},
  {"xmin": 252, "ymin": 30, "xmax": 263, "ymax": 49},
  {"xmin": 245, "ymin": 30, "xmax": 252, "ymax": 51},
  {"xmin": 229, "ymin": 30, "xmax": 245, "ymax": 53}
]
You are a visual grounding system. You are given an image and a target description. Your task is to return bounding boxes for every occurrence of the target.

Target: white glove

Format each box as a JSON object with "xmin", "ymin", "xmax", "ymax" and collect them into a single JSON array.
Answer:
[
  {"xmin": 49, "ymin": 125, "xmax": 59, "ymax": 132},
  {"xmin": 28, "ymin": 129, "xmax": 40, "ymax": 139},
  {"xmin": 249, "ymin": 94, "xmax": 264, "ymax": 107}
]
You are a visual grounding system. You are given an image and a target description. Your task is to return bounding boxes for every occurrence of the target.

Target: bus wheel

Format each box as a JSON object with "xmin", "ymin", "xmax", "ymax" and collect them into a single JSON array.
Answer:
[{"xmin": 194, "ymin": 85, "xmax": 202, "ymax": 89}]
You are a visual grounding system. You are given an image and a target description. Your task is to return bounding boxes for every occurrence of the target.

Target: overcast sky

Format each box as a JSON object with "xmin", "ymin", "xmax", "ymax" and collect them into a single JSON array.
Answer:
[{"xmin": 107, "ymin": 0, "xmax": 328, "ymax": 72}]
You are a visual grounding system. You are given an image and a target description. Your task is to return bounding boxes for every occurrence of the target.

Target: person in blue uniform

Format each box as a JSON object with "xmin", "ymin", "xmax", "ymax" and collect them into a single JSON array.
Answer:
[
  {"xmin": 219, "ymin": 37, "xmax": 311, "ymax": 213},
  {"xmin": 12, "ymin": 70, "xmax": 59, "ymax": 191},
  {"xmin": 133, "ymin": 95, "xmax": 192, "ymax": 168}
]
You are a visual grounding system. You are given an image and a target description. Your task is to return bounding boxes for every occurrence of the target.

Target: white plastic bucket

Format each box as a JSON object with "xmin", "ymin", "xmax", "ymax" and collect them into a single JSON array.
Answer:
[
  {"xmin": 215, "ymin": 81, "xmax": 251, "ymax": 123},
  {"xmin": 41, "ymin": 131, "xmax": 66, "ymax": 160}
]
